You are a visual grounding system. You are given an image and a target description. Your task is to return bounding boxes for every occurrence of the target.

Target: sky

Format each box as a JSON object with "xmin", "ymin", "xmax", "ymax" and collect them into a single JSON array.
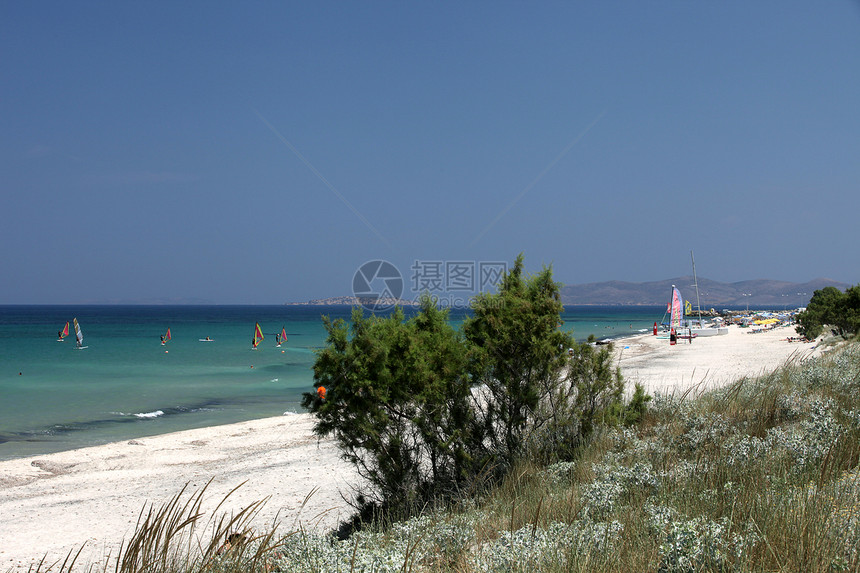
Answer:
[{"xmin": 2, "ymin": 2, "xmax": 859, "ymax": 304}]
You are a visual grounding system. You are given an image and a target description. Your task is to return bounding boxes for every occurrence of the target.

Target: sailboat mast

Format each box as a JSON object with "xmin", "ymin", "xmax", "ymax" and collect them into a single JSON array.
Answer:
[{"xmin": 691, "ymin": 250, "xmax": 703, "ymax": 323}]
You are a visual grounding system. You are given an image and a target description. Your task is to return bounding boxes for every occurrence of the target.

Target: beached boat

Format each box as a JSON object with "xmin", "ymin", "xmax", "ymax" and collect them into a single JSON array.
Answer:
[
  {"xmin": 660, "ymin": 253, "xmax": 728, "ymax": 337},
  {"xmin": 688, "ymin": 321, "xmax": 729, "ymax": 337},
  {"xmin": 252, "ymin": 322, "xmax": 264, "ymax": 349},
  {"xmin": 658, "ymin": 286, "xmax": 697, "ymax": 340},
  {"xmin": 659, "ymin": 282, "xmax": 726, "ymax": 339},
  {"xmin": 688, "ymin": 251, "xmax": 728, "ymax": 336},
  {"xmin": 57, "ymin": 321, "xmax": 69, "ymax": 342}
]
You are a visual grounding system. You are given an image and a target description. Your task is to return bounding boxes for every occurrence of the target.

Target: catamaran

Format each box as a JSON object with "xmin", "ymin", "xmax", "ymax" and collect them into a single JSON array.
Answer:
[
  {"xmin": 276, "ymin": 325, "xmax": 287, "ymax": 347},
  {"xmin": 659, "ymin": 253, "xmax": 728, "ymax": 339},
  {"xmin": 252, "ymin": 322, "xmax": 264, "ymax": 349},
  {"xmin": 660, "ymin": 285, "xmax": 693, "ymax": 340},
  {"xmin": 73, "ymin": 318, "xmax": 87, "ymax": 349},
  {"xmin": 686, "ymin": 251, "xmax": 728, "ymax": 337},
  {"xmin": 161, "ymin": 327, "xmax": 172, "ymax": 345},
  {"xmin": 57, "ymin": 321, "xmax": 69, "ymax": 342}
]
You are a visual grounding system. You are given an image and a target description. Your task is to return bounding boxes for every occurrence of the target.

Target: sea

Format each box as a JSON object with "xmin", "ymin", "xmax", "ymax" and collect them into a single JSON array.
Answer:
[{"xmin": 0, "ymin": 304, "xmax": 663, "ymax": 461}]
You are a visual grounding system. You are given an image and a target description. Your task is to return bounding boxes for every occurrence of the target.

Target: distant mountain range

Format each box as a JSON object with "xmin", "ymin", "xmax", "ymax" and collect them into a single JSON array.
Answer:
[
  {"xmin": 285, "ymin": 278, "xmax": 850, "ymax": 308},
  {"xmin": 559, "ymin": 277, "xmax": 850, "ymax": 307}
]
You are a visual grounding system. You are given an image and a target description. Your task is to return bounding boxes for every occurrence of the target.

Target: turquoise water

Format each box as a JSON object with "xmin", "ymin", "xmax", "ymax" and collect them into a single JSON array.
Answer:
[{"xmin": 0, "ymin": 305, "xmax": 661, "ymax": 460}]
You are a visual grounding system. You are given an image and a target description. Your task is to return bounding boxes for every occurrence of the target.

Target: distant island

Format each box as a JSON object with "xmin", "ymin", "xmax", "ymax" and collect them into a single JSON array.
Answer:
[
  {"xmin": 286, "ymin": 277, "xmax": 850, "ymax": 308},
  {"xmin": 284, "ymin": 296, "xmax": 419, "ymax": 307}
]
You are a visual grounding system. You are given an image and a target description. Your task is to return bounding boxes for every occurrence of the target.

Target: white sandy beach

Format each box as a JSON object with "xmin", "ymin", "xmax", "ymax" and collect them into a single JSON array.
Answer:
[
  {"xmin": 0, "ymin": 323, "xmax": 825, "ymax": 570},
  {"xmin": 615, "ymin": 323, "xmax": 823, "ymax": 395},
  {"xmin": 0, "ymin": 415, "xmax": 359, "ymax": 571}
]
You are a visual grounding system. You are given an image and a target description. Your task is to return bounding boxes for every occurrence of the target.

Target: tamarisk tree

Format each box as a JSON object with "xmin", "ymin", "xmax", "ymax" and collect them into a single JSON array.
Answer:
[
  {"xmin": 463, "ymin": 254, "xmax": 575, "ymax": 467},
  {"xmin": 302, "ymin": 298, "xmax": 473, "ymax": 512},
  {"xmin": 305, "ymin": 255, "xmax": 638, "ymax": 515}
]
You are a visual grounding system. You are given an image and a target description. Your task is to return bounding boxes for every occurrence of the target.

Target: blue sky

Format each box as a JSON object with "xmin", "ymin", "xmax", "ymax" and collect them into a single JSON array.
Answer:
[{"xmin": 2, "ymin": 2, "xmax": 859, "ymax": 304}]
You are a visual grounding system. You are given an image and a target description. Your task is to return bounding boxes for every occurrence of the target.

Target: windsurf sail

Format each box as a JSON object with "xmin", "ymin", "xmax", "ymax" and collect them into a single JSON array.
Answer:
[
  {"xmin": 73, "ymin": 318, "xmax": 83, "ymax": 348},
  {"xmin": 162, "ymin": 327, "xmax": 172, "ymax": 345},
  {"xmin": 277, "ymin": 326, "xmax": 287, "ymax": 346},
  {"xmin": 58, "ymin": 321, "xmax": 69, "ymax": 341},
  {"xmin": 253, "ymin": 322, "xmax": 264, "ymax": 348}
]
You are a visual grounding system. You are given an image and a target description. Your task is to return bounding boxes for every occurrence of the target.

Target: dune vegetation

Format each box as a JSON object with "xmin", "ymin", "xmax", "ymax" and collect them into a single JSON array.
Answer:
[
  {"xmin": 20, "ymin": 267, "xmax": 860, "ymax": 572},
  {"xmin": 25, "ymin": 337, "xmax": 860, "ymax": 572}
]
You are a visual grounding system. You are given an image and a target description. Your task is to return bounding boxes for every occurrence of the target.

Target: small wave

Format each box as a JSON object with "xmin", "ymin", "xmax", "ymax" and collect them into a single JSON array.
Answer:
[
  {"xmin": 270, "ymin": 378, "xmax": 279, "ymax": 382},
  {"xmin": 135, "ymin": 410, "xmax": 164, "ymax": 419}
]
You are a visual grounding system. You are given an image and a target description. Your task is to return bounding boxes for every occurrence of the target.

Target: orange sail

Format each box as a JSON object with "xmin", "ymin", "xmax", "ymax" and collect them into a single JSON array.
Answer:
[{"xmin": 253, "ymin": 322, "xmax": 264, "ymax": 348}]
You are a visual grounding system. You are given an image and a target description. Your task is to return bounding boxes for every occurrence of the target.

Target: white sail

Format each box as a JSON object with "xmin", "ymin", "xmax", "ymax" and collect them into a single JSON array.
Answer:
[{"xmin": 73, "ymin": 318, "xmax": 83, "ymax": 348}]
